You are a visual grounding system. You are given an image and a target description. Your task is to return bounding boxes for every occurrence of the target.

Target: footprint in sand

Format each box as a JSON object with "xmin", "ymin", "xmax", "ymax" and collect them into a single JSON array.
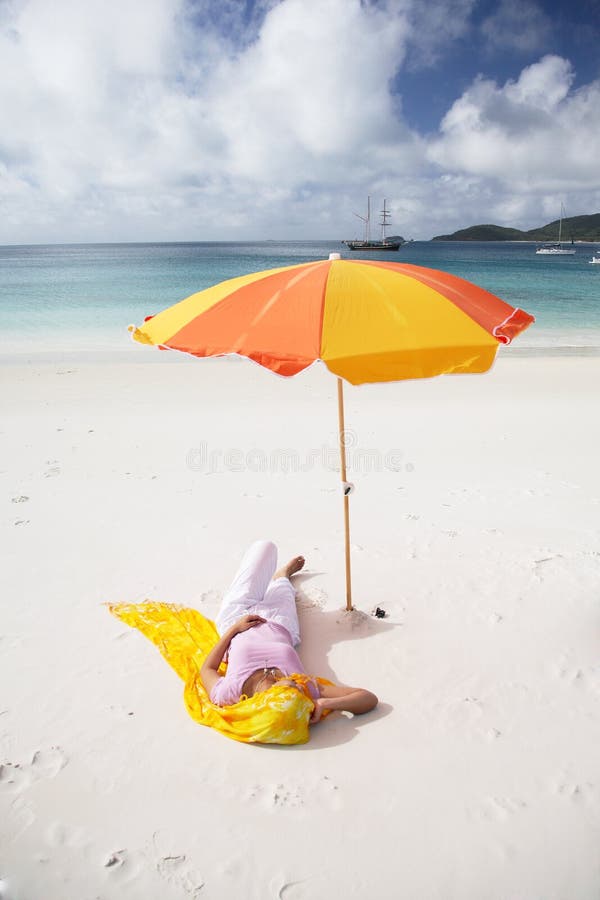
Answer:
[
  {"xmin": 477, "ymin": 795, "xmax": 528, "ymax": 822},
  {"xmin": 435, "ymin": 696, "xmax": 484, "ymax": 734},
  {"xmin": 271, "ymin": 785, "xmax": 303, "ymax": 809},
  {"xmin": 245, "ymin": 775, "xmax": 341, "ymax": 813},
  {"xmin": 552, "ymin": 653, "xmax": 585, "ymax": 685},
  {"xmin": 152, "ymin": 830, "xmax": 204, "ymax": 897},
  {"xmin": 0, "ymin": 747, "xmax": 68, "ymax": 796},
  {"xmin": 103, "ymin": 850, "xmax": 126, "ymax": 868},
  {"xmin": 550, "ymin": 775, "xmax": 595, "ymax": 804},
  {"xmin": 244, "ymin": 782, "xmax": 303, "ymax": 810},
  {"xmin": 45, "ymin": 820, "xmax": 88, "ymax": 850},
  {"xmin": 0, "ymin": 764, "xmax": 30, "ymax": 795},
  {"xmin": 1, "ymin": 797, "xmax": 36, "ymax": 844},
  {"xmin": 156, "ymin": 854, "xmax": 204, "ymax": 898},
  {"xmin": 100, "ymin": 848, "xmax": 147, "ymax": 886},
  {"xmin": 271, "ymin": 875, "xmax": 308, "ymax": 899},
  {"xmin": 532, "ymin": 554, "xmax": 563, "ymax": 580},
  {"xmin": 319, "ymin": 775, "xmax": 342, "ymax": 810},
  {"xmin": 31, "ymin": 748, "xmax": 68, "ymax": 779}
]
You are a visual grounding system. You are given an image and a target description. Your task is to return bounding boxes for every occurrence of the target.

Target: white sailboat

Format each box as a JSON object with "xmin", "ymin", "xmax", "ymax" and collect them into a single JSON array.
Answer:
[{"xmin": 535, "ymin": 204, "xmax": 576, "ymax": 255}]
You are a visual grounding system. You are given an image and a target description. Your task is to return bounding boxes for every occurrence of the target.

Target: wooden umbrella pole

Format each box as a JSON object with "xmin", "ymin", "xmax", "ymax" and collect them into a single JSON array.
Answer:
[{"xmin": 337, "ymin": 377, "xmax": 353, "ymax": 611}]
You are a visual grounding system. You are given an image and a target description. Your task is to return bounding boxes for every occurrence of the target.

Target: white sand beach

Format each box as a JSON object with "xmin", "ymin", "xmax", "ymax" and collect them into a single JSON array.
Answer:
[{"xmin": 1, "ymin": 352, "xmax": 600, "ymax": 899}]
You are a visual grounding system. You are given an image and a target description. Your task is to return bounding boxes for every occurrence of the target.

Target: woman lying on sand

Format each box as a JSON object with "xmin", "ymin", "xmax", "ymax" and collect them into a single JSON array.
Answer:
[{"xmin": 200, "ymin": 540, "xmax": 378, "ymax": 724}]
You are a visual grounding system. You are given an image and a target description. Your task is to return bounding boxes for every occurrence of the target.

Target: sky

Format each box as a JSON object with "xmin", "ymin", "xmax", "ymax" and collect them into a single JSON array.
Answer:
[{"xmin": 1, "ymin": 0, "xmax": 599, "ymax": 243}]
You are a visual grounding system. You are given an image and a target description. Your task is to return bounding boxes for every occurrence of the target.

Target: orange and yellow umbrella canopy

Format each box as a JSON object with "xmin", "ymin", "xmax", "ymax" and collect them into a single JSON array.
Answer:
[
  {"xmin": 129, "ymin": 257, "xmax": 534, "ymax": 385},
  {"xmin": 129, "ymin": 255, "xmax": 534, "ymax": 609}
]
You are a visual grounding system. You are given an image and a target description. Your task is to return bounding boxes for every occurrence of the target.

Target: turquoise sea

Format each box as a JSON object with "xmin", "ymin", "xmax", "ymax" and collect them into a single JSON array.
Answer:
[{"xmin": 1, "ymin": 240, "xmax": 600, "ymax": 356}]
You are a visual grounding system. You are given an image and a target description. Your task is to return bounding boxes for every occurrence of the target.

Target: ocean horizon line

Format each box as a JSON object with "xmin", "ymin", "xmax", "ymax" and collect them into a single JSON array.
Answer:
[{"xmin": 3, "ymin": 238, "xmax": 600, "ymax": 250}]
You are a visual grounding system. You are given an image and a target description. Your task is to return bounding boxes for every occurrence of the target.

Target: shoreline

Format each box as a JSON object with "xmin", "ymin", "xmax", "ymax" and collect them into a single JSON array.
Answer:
[{"xmin": 2, "ymin": 344, "xmax": 600, "ymax": 368}]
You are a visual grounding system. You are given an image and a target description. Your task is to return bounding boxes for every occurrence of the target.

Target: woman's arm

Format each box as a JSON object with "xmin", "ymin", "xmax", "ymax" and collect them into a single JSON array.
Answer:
[
  {"xmin": 200, "ymin": 614, "xmax": 265, "ymax": 696},
  {"xmin": 310, "ymin": 682, "xmax": 378, "ymax": 724}
]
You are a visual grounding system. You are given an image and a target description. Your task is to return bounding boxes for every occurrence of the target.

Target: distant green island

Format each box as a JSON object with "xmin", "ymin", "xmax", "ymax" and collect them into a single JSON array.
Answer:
[{"xmin": 432, "ymin": 213, "xmax": 600, "ymax": 242}]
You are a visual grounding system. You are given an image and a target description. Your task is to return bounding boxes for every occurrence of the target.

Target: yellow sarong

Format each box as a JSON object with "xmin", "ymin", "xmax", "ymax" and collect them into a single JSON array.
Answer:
[{"xmin": 108, "ymin": 601, "xmax": 331, "ymax": 745}]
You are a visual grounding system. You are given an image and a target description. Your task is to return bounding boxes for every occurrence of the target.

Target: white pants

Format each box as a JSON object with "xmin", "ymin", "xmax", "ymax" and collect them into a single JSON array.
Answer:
[{"xmin": 216, "ymin": 540, "xmax": 300, "ymax": 646}]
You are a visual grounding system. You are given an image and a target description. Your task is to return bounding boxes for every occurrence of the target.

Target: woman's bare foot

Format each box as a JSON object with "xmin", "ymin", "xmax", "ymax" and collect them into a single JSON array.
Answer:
[{"xmin": 273, "ymin": 555, "xmax": 305, "ymax": 580}]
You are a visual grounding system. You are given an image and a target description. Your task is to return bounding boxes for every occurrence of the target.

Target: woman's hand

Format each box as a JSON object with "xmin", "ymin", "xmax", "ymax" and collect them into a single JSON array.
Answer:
[
  {"xmin": 233, "ymin": 614, "xmax": 266, "ymax": 633},
  {"xmin": 309, "ymin": 684, "xmax": 378, "ymax": 724},
  {"xmin": 309, "ymin": 698, "xmax": 327, "ymax": 724},
  {"xmin": 200, "ymin": 614, "xmax": 266, "ymax": 696}
]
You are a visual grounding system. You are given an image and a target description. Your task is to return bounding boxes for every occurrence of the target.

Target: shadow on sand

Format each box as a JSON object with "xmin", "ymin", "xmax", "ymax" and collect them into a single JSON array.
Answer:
[{"xmin": 257, "ymin": 570, "xmax": 396, "ymax": 751}]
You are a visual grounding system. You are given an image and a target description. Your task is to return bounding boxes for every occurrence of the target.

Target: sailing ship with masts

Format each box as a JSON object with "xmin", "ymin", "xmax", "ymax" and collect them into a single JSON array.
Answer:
[{"xmin": 343, "ymin": 197, "xmax": 406, "ymax": 251}]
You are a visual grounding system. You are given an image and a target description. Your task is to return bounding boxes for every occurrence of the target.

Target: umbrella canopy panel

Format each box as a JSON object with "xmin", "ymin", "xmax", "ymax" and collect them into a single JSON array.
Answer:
[{"xmin": 130, "ymin": 259, "xmax": 534, "ymax": 385}]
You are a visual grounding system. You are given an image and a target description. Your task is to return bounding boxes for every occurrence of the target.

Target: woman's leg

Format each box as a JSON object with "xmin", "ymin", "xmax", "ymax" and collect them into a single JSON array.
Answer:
[
  {"xmin": 259, "ymin": 576, "xmax": 301, "ymax": 646},
  {"xmin": 215, "ymin": 540, "xmax": 277, "ymax": 634}
]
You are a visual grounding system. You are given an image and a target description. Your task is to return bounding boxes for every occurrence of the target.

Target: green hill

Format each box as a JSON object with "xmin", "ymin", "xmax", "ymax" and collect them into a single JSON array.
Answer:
[
  {"xmin": 527, "ymin": 214, "xmax": 600, "ymax": 241},
  {"xmin": 433, "ymin": 224, "xmax": 525, "ymax": 241},
  {"xmin": 432, "ymin": 213, "xmax": 600, "ymax": 242}
]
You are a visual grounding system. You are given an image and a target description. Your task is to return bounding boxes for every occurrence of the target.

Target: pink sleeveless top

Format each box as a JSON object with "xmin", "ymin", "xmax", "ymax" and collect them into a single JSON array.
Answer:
[{"xmin": 209, "ymin": 621, "xmax": 319, "ymax": 706}]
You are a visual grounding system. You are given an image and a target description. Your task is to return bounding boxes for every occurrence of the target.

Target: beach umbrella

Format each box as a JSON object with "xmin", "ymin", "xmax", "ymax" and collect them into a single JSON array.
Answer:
[{"xmin": 128, "ymin": 254, "xmax": 534, "ymax": 611}]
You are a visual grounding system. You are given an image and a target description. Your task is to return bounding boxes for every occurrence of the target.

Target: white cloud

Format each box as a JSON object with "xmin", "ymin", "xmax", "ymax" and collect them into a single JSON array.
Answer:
[
  {"xmin": 204, "ymin": 0, "xmax": 417, "ymax": 181},
  {"xmin": 481, "ymin": 0, "xmax": 553, "ymax": 54},
  {"xmin": 0, "ymin": 0, "xmax": 429, "ymax": 241},
  {"xmin": 403, "ymin": 0, "xmax": 477, "ymax": 69},
  {"xmin": 428, "ymin": 56, "xmax": 600, "ymax": 191}
]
